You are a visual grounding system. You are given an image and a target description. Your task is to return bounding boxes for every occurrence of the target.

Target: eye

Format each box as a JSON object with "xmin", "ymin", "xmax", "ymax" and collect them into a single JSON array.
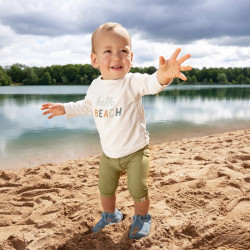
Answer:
[
  {"xmin": 121, "ymin": 49, "xmax": 128, "ymax": 53},
  {"xmin": 104, "ymin": 50, "xmax": 111, "ymax": 54}
]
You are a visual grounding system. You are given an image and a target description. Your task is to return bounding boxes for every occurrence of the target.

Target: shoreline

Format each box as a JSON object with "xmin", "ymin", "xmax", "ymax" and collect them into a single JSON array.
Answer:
[
  {"xmin": 2, "ymin": 126, "xmax": 250, "ymax": 171},
  {"xmin": 0, "ymin": 129, "xmax": 249, "ymax": 249}
]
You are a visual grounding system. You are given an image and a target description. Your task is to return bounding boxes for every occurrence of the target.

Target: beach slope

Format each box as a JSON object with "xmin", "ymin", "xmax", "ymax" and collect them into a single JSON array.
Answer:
[{"xmin": 0, "ymin": 130, "xmax": 249, "ymax": 249}]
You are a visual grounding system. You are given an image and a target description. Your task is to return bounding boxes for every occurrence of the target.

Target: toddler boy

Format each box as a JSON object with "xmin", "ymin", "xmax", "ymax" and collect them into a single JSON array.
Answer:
[{"xmin": 41, "ymin": 22, "xmax": 192, "ymax": 239}]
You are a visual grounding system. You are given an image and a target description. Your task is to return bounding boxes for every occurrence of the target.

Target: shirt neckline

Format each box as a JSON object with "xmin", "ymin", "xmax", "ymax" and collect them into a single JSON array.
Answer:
[{"xmin": 96, "ymin": 73, "xmax": 130, "ymax": 84}]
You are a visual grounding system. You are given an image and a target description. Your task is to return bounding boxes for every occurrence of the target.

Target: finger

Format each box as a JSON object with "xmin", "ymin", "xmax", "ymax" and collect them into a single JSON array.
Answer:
[
  {"xmin": 179, "ymin": 72, "xmax": 187, "ymax": 81},
  {"xmin": 41, "ymin": 102, "xmax": 52, "ymax": 109},
  {"xmin": 159, "ymin": 56, "xmax": 165, "ymax": 66},
  {"xmin": 41, "ymin": 105, "xmax": 48, "ymax": 110},
  {"xmin": 180, "ymin": 65, "xmax": 192, "ymax": 71},
  {"xmin": 43, "ymin": 110, "xmax": 50, "ymax": 115},
  {"xmin": 177, "ymin": 54, "xmax": 191, "ymax": 64},
  {"xmin": 171, "ymin": 48, "xmax": 181, "ymax": 60},
  {"xmin": 41, "ymin": 103, "xmax": 53, "ymax": 110},
  {"xmin": 48, "ymin": 114, "xmax": 55, "ymax": 119}
]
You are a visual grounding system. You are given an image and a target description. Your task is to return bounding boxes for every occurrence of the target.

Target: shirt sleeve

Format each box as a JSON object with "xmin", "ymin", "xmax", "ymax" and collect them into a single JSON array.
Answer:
[
  {"xmin": 130, "ymin": 72, "xmax": 171, "ymax": 97},
  {"xmin": 64, "ymin": 92, "xmax": 93, "ymax": 118}
]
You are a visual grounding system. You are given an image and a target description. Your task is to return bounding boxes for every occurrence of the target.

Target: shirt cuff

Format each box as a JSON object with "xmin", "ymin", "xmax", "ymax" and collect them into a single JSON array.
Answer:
[
  {"xmin": 152, "ymin": 72, "xmax": 172, "ymax": 93},
  {"xmin": 64, "ymin": 103, "xmax": 78, "ymax": 118}
]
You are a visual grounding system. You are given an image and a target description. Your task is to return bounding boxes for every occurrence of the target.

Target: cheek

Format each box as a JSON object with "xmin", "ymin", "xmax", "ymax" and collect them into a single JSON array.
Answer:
[
  {"xmin": 99, "ymin": 56, "xmax": 110, "ymax": 67},
  {"xmin": 124, "ymin": 56, "xmax": 132, "ymax": 66}
]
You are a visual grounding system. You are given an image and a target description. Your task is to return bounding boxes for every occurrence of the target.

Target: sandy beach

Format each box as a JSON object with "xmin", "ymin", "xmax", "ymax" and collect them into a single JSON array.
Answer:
[{"xmin": 0, "ymin": 129, "xmax": 249, "ymax": 249}]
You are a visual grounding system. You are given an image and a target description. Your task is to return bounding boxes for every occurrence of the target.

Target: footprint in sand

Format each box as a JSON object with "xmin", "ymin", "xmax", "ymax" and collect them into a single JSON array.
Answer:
[
  {"xmin": 243, "ymin": 177, "xmax": 250, "ymax": 183},
  {"xmin": 242, "ymin": 161, "xmax": 250, "ymax": 169},
  {"xmin": 226, "ymin": 197, "xmax": 250, "ymax": 213},
  {"xmin": 17, "ymin": 187, "xmax": 60, "ymax": 198},
  {"xmin": 226, "ymin": 198, "xmax": 250, "ymax": 223},
  {"xmin": 194, "ymin": 155, "xmax": 207, "ymax": 161},
  {"xmin": 5, "ymin": 235, "xmax": 26, "ymax": 250}
]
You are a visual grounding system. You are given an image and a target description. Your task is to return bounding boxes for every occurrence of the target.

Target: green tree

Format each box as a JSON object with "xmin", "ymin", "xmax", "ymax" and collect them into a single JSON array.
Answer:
[
  {"xmin": 202, "ymin": 78, "xmax": 208, "ymax": 84},
  {"xmin": 79, "ymin": 74, "xmax": 89, "ymax": 85},
  {"xmin": 200, "ymin": 67, "xmax": 209, "ymax": 83},
  {"xmin": 63, "ymin": 64, "xmax": 78, "ymax": 83},
  {"xmin": 245, "ymin": 77, "xmax": 250, "ymax": 84},
  {"xmin": 6, "ymin": 64, "xmax": 25, "ymax": 83},
  {"xmin": 146, "ymin": 66, "xmax": 157, "ymax": 74},
  {"xmin": 23, "ymin": 67, "xmax": 39, "ymax": 85},
  {"xmin": 232, "ymin": 68, "xmax": 242, "ymax": 82},
  {"xmin": 172, "ymin": 78, "xmax": 180, "ymax": 85},
  {"xmin": 2, "ymin": 63, "xmax": 250, "ymax": 86},
  {"xmin": 193, "ymin": 68, "xmax": 202, "ymax": 82},
  {"xmin": 62, "ymin": 76, "xmax": 70, "ymax": 84},
  {"xmin": 33, "ymin": 66, "xmax": 45, "ymax": 80},
  {"xmin": 50, "ymin": 65, "xmax": 63, "ymax": 83},
  {"xmin": 237, "ymin": 74, "xmax": 245, "ymax": 84},
  {"xmin": 190, "ymin": 75, "xmax": 197, "ymax": 84},
  {"xmin": 0, "ymin": 66, "xmax": 12, "ymax": 86},
  {"xmin": 217, "ymin": 73, "xmax": 228, "ymax": 83},
  {"xmin": 40, "ymin": 72, "xmax": 51, "ymax": 85},
  {"xmin": 226, "ymin": 67, "xmax": 234, "ymax": 83},
  {"xmin": 82, "ymin": 64, "xmax": 99, "ymax": 82},
  {"xmin": 130, "ymin": 67, "xmax": 145, "ymax": 74}
]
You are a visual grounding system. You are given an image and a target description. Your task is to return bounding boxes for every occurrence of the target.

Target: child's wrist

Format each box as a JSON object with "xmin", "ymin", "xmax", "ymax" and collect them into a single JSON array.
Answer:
[
  {"xmin": 59, "ymin": 103, "xmax": 66, "ymax": 115},
  {"xmin": 157, "ymin": 71, "xmax": 172, "ymax": 85},
  {"xmin": 160, "ymin": 78, "xmax": 172, "ymax": 85}
]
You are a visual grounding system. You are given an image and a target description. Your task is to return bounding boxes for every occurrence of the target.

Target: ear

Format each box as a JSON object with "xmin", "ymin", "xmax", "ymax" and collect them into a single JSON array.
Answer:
[
  {"xmin": 91, "ymin": 53, "xmax": 99, "ymax": 68},
  {"xmin": 130, "ymin": 52, "xmax": 134, "ymax": 66}
]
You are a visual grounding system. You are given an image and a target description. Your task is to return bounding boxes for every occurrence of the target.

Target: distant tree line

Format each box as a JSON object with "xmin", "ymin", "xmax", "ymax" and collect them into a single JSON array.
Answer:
[{"xmin": 0, "ymin": 63, "xmax": 250, "ymax": 86}]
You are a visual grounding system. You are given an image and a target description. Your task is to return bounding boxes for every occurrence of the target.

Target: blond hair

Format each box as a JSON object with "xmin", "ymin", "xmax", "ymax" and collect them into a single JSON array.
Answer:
[{"xmin": 91, "ymin": 22, "xmax": 131, "ymax": 53}]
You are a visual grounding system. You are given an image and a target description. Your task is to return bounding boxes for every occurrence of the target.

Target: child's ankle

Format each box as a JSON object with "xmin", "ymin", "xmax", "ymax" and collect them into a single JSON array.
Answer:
[{"xmin": 104, "ymin": 208, "xmax": 116, "ymax": 214}]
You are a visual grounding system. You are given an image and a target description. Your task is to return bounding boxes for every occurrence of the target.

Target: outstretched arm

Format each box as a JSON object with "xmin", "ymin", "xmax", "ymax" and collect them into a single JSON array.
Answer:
[
  {"xmin": 41, "ymin": 102, "xmax": 65, "ymax": 119},
  {"xmin": 157, "ymin": 48, "xmax": 192, "ymax": 85}
]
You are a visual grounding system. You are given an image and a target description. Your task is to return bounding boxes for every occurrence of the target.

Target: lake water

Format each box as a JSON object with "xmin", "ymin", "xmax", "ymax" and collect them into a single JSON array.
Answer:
[{"xmin": 0, "ymin": 84, "xmax": 250, "ymax": 170}]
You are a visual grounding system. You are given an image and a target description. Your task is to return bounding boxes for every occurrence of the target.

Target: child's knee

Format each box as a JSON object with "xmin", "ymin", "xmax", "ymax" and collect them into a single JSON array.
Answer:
[{"xmin": 98, "ymin": 180, "xmax": 118, "ymax": 197}]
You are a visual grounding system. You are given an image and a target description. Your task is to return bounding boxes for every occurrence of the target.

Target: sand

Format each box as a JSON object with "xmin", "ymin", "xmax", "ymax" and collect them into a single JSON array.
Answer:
[{"xmin": 0, "ymin": 129, "xmax": 249, "ymax": 250}]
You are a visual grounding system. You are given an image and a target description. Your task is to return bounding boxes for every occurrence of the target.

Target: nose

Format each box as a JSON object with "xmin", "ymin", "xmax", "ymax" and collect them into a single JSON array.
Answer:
[{"xmin": 112, "ymin": 52, "xmax": 121, "ymax": 61}]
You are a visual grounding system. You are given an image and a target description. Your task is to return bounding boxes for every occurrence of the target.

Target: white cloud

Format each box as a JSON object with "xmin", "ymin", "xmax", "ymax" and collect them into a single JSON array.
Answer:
[
  {"xmin": 1, "ymin": 31, "xmax": 249, "ymax": 69},
  {"xmin": 0, "ymin": 33, "xmax": 92, "ymax": 66},
  {"xmin": 132, "ymin": 37, "xmax": 250, "ymax": 69},
  {"xmin": 0, "ymin": 0, "xmax": 249, "ymax": 68}
]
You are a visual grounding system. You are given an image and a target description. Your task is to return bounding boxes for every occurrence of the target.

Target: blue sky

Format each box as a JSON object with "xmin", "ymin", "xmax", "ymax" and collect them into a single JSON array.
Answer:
[{"xmin": 0, "ymin": 0, "xmax": 250, "ymax": 68}]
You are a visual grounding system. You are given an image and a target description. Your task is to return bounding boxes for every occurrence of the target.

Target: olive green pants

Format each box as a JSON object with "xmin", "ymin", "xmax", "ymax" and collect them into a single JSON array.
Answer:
[{"xmin": 98, "ymin": 145, "xmax": 150, "ymax": 202}]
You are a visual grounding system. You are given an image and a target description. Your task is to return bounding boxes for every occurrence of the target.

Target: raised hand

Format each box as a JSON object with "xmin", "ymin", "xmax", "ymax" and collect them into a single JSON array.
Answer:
[
  {"xmin": 41, "ymin": 102, "xmax": 65, "ymax": 119},
  {"xmin": 157, "ymin": 48, "xmax": 192, "ymax": 85}
]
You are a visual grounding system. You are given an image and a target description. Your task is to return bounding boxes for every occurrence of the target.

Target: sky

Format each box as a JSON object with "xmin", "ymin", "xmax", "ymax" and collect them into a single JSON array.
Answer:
[{"xmin": 0, "ymin": 0, "xmax": 250, "ymax": 69}]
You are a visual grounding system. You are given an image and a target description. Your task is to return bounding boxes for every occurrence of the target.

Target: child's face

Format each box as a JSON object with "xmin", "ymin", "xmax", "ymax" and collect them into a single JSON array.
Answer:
[{"xmin": 91, "ymin": 27, "xmax": 133, "ymax": 80}]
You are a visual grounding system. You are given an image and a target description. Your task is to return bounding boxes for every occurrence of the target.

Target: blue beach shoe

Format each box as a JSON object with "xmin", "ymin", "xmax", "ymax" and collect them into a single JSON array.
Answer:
[
  {"xmin": 129, "ymin": 214, "xmax": 151, "ymax": 239},
  {"xmin": 92, "ymin": 209, "xmax": 123, "ymax": 233}
]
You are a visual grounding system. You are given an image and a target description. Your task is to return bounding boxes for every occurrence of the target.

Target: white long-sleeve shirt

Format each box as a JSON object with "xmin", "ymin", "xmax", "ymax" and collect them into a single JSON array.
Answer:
[{"xmin": 64, "ymin": 72, "xmax": 168, "ymax": 158}]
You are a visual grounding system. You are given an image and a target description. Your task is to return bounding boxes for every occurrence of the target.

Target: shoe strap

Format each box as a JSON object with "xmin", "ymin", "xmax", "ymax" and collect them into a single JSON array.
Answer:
[
  {"xmin": 134, "ymin": 215, "xmax": 143, "ymax": 223},
  {"xmin": 101, "ymin": 212, "xmax": 108, "ymax": 221}
]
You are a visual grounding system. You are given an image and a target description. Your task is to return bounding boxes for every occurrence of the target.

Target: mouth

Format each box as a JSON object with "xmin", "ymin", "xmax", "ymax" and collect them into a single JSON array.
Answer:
[{"xmin": 111, "ymin": 65, "xmax": 123, "ymax": 70}]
